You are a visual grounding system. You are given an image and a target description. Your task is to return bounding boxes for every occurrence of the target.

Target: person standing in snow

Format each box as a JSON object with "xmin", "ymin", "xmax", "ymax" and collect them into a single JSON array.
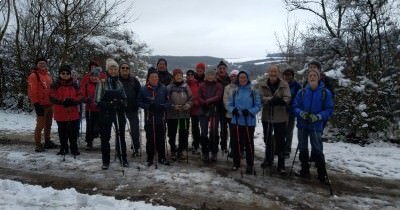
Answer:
[
  {"xmin": 138, "ymin": 67, "xmax": 170, "ymax": 166},
  {"xmin": 95, "ymin": 58, "xmax": 128, "ymax": 170},
  {"xmin": 186, "ymin": 69, "xmax": 201, "ymax": 155},
  {"xmin": 293, "ymin": 66, "xmax": 334, "ymax": 184},
  {"xmin": 194, "ymin": 62, "xmax": 206, "ymax": 83},
  {"xmin": 283, "ymin": 68, "xmax": 302, "ymax": 158},
  {"xmin": 119, "ymin": 61, "xmax": 141, "ymax": 157},
  {"xmin": 198, "ymin": 69, "xmax": 223, "ymax": 162},
  {"xmin": 216, "ymin": 61, "xmax": 231, "ymax": 154},
  {"xmin": 27, "ymin": 57, "xmax": 58, "ymax": 152},
  {"xmin": 259, "ymin": 64, "xmax": 291, "ymax": 174},
  {"xmin": 228, "ymin": 71, "xmax": 261, "ymax": 174},
  {"xmin": 156, "ymin": 58, "xmax": 173, "ymax": 86},
  {"xmin": 223, "ymin": 69, "xmax": 239, "ymax": 158},
  {"xmin": 49, "ymin": 64, "xmax": 83, "ymax": 156},
  {"xmin": 166, "ymin": 68, "xmax": 193, "ymax": 161},
  {"xmin": 81, "ymin": 68, "xmax": 101, "ymax": 150}
]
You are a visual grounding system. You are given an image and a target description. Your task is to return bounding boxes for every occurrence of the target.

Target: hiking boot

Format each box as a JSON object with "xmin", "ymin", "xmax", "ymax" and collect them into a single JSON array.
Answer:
[
  {"xmin": 147, "ymin": 161, "xmax": 153, "ymax": 167},
  {"xmin": 211, "ymin": 153, "xmax": 217, "ymax": 162},
  {"xmin": 202, "ymin": 153, "xmax": 209, "ymax": 163},
  {"xmin": 122, "ymin": 161, "xmax": 129, "ymax": 168},
  {"xmin": 159, "ymin": 158, "xmax": 170, "ymax": 166},
  {"xmin": 170, "ymin": 152, "xmax": 177, "ymax": 161},
  {"xmin": 44, "ymin": 140, "xmax": 58, "ymax": 149},
  {"xmin": 260, "ymin": 161, "xmax": 272, "ymax": 168},
  {"xmin": 277, "ymin": 167, "xmax": 287, "ymax": 175},
  {"xmin": 231, "ymin": 165, "xmax": 239, "ymax": 171},
  {"xmin": 178, "ymin": 152, "xmax": 186, "ymax": 161},
  {"xmin": 246, "ymin": 166, "xmax": 254, "ymax": 175},
  {"xmin": 294, "ymin": 169, "xmax": 310, "ymax": 178},
  {"xmin": 57, "ymin": 150, "xmax": 66, "ymax": 155},
  {"xmin": 132, "ymin": 151, "xmax": 139, "ymax": 158},
  {"xmin": 318, "ymin": 175, "xmax": 331, "ymax": 185},
  {"xmin": 85, "ymin": 142, "xmax": 93, "ymax": 151},
  {"xmin": 71, "ymin": 151, "xmax": 80, "ymax": 156},
  {"xmin": 101, "ymin": 164, "xmax": 109, "ymax": 170},
  {"xmin": 192, "ymin": 148, "xmax": 200, "ymax": 155},
  {"xmin": 35, "ymin": 144, "xmax": 44, "ymax": 152}
]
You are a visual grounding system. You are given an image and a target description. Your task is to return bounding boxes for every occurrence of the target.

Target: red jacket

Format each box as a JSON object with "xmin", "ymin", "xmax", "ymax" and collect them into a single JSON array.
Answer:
[
  {"xmin": 27, "ymin": 68, "xmax": 52, "ymax": 106},
  {"xmin": 187, "ymin": 79, "xmax": 200, "ymax": 116},
  {"xmin": 81, "ymin": 79, "xmax": 99, "ymax": 112},
  {"xmin": 49, "ymin": 78, "xmax": 83, "ymax": 121},
  {"xmin": 198, "ymin": 80, "xmax": 223, "ymax": 106},
  {"xmin": 80, "ymin": 71, "xmax": 106, "ymax": 89}
]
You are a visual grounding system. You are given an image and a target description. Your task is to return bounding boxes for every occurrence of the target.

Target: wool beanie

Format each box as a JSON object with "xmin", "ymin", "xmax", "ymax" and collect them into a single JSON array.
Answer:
[
  {"xmin": 186, "ymin": 69, "xmax": 195, "ymax": 75},
  {"xmin": 119, "ymin": 61, "xmax": 130, "ymax": 69},
  {"xmin": 217, "ymin": 60, "xmax": 227, "ymax": 68},
  {"xmin": 146, "ymin": 67, "xmax": 158, "ymax": 82},
  {"xmin": 196, "ymin": 62, "xmax": 206, "ymax": 70},
  {"xmin": 307, "ymin": 68, "xmax": 320, "ymax": 79},
  {"xmin": 205, "ymin": 68, "xmax": 216, "ymax": 75},
  {"xmin": 229, "ymin": 69, "xmax": 239, "ymax": 77},
  {"xmin": 59, "ymin": 64, "xmax": 72, "ymax": 74},
  {"xmin": 172, "ymin": 68, "xmax": 183, "ymax": 76},
  {"xmin": 106, "ymin": 58, "xmax": 119, "ymax": 71},
  {"xmin": 35, "ymin": 57, "xmax": 47, "ymax": 65},
  {"xmin": 283, "ymin": 68, "xmax": 295, "ymax": 77},
  {"xmin": 90, "ymin": 67, "xmax": 101, "ymax": 77}
]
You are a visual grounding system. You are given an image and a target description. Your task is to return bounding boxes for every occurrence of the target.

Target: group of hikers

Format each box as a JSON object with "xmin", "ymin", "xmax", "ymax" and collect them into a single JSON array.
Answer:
[{"xmin": 27, "ymin": 57, "xmax": 333, "ymax": 184}]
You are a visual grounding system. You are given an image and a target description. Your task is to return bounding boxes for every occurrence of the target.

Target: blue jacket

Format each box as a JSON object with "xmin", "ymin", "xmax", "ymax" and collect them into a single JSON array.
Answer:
[
  {"xmin": 293, "ymin": 82, "xmax": 334, "ymax": 132},
  {"xmin": 228, "ymin": 71, "xmax": 262, "ymax": 126},
  {"xmin": 288, "ymin": 80, "xmax": 302, "ymax": 114},
  {"xmin": 138, "ymin": 83, "xmax": 170, "ymax": 124}
]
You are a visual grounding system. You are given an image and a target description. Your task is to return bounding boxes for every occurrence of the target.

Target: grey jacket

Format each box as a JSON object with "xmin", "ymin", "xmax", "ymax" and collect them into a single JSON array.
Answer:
[
  {"xmin": 166, "ymin": 82, "xmax": 193, "ymax": 119},
  {"xmin": 259, "ymin": 78, "xmax": 291, "ymax": 123},
  {"xmin": 223, "ymin": 83, "xmax": 237, "ymax": 119}
]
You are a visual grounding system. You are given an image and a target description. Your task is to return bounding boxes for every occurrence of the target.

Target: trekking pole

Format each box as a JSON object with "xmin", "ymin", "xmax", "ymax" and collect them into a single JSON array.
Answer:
[
  {"xmin": 244, "ymin": 116, "xmax": 256, "ymax": 176},
  {"xmin": 313, "ymin": 130, "xmax": 333, "ymax": 196},
  {"xmin": 289, "ymin": 143, "xmax": 299, "ymax": 176},
  {"xmin": 64, "ymin": 107, "xmax": 72, "ymax": 161},
  {"xmin": 139, "ymin": 110, "xmax": 142, "ymax": 160},
  {"xmin": 152, "ymin": 113, "xmax": 158, "ymax": 169},
  {"xmin": 235, "ymin": 115, "xmax": 243, "ymax": 178},
  {"xmin": 269, "ymin": 106, "xmax": 274, "ymax": 176},
  {"xmin": 163, "ymin": 111, "xmax": 169, "ymax": 162},
  {"xmin": 114, "ymin": 104, "xmax": 125, "ymax": 176},
  {"xmin": 185, "ymin": 119, "xmax": 189, "ymax": 164}
]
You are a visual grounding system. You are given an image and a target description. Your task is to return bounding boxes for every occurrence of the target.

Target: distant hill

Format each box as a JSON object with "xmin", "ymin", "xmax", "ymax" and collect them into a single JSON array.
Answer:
[{"xmin": 147, "ymin": 54, "xmax": 286, "ymax": 78}]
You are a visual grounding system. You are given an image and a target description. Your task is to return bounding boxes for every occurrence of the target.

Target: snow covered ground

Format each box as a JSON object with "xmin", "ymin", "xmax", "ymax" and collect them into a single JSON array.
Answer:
[{"xmin": 0, "ymin": 110, "xmax": 399, "ymax": 209}]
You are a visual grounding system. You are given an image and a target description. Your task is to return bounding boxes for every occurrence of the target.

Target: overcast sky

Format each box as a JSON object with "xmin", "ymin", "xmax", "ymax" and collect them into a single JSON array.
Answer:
[{"xmin": 127, "ymin": 0, "xmax": 310, "ymax": 59}]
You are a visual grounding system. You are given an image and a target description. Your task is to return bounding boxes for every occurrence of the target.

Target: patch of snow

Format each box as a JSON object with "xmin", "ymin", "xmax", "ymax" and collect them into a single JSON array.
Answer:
[
  {"xmin": 352, "ymin": 56, "xmax": 359, "ymax": 62},
  {"xmin": 0, "ymin": 179, "xmax": 175, "ymax": 210},
  {"xmin": 361, "ymin": 112, "xmax": 368, "ymax": 117},
  {"xmin": 357, "ymin": 103, "xmax": 367, "ymax": 111},
  {"xmin": 397, "ymin": 45, "xmax": 400, "ymax": 52},
  {"xmin": 224, "ymin": 57, "xmax": 267, "ymax": 63}
]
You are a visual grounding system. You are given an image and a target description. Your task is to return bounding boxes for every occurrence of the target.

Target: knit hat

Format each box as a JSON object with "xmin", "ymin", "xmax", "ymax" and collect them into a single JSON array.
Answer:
[
  {"xmin": 90, "ymin": 67, "xmax": 101, "ymax": 77},
  {"xmin": 229, "ymin": 69, "xmax": 239, "ymax": 76},
  {"xmin": 146, "ymin": 67, "xmax": 158, "ymax": 82},
  {"xmin": 186, "ymin": 69, "xmax": 195, "ymax": 75},
  {"xmin": 205, "ymin": 68, "xmax": 216, "ymax": 75},
  {"xmin": 106, "ymin": 58, "xmax": 119, "ymax": 71},
  {"xmin": 119, "ymin": 61, "xmax": 130, "ymax": 69},
  {"xmin": 172, "ymin": 68, "xmax": 183, "ymax": 76},
  {"xmin": 59, "ymin": 64, "xmax": 72, "ymax": 74},
  {"xmin": 196, "ymin": 62, "xmax": 206, "ymax": 70},
  {"xmin": 88, "ymin": 60, "xmax": 99, "ymax": 69},
  {"xmin": 217, "ymin": 61, "xmax": 227, "ymax": 68},
  {"xmin": 35, "ymin": 57, "xmax": 47, "ymax": 65},
  {"xmin": 307, "ymin": 68, "xmax": 320, "ymax": 79},
  {"xmin": 157, "ymin": 58, "xmax": 167, "ymax": 66}
]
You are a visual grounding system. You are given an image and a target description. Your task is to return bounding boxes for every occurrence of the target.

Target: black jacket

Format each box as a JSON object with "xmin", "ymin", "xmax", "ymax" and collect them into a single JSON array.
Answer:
[{"xmin": 120, "ymin": 76, "xmax": 141, "ymax": 113}]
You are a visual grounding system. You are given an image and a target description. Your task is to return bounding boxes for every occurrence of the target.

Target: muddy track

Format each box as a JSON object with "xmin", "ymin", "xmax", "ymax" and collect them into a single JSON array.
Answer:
[{"xmin": 0, "ymin": 134, "xmax": 399, "ymax": 210}]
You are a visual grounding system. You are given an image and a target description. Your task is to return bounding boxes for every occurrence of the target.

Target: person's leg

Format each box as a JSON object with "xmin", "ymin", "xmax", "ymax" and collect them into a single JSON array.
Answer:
[
  {"xmin": 210, "ymin": 114, "xmax": 220, "ymax": 161},
  {"xmin": 145, "ymin": 122, "xmax": 154, "ymax": 164},
  {"xmin": 69, "ymin": 119, "xmax": 80, "ymax": 155},
  {"xmin": 262, "ymin": 121, "xmax": 274, "ymax": 165},
  {"xmin": 116, "ymin": 111, "xmax": 128, "ymax": 164},
  {"xmin": 191, "ymin": 115, "xmax": 200, "ymax": 152},
  {"xmin": 85, "ymin": 111, "xmax": 93, "ymax": 147},
  {"xmin": 274, "ymin": 122, "xmax": 287, "ymax": 171},
  {"xmin": 34, "ymin": 113, "xmax": 46, "ymax": 150},
  {"xmin": 44, "ymin": 106, "xmax": 54, "ymax": 144},
  {"xmin": 297, "ymin": 128, "xmax": 310, "ymax": 177},
  {"xmin": 100, "ymin": 112, "xmax": 113, "ymax": 167},
  {"xmin": 199, "ymin": 115, "xmax": 209, "ymax": 161},
  {"xmin": 157, "ymin": 122, "xmax": 167, "ymax": 164},
  {"xmin": 285, "ymin": 115, "xmax": 295, "ymax": 156},
  {"xmin": 56, "ymin": 121, "xmax": 68, "ymax": 154},
  {"xmin": 219, "ymin": 113, "xmax": 228, "ymax": 152},
  {"xmin": 231, "ymin": 123, "xmax": 240, "ymax": 169},
  {"xmin": 178, "ymin": 118, "xmax": 189, "ymax": 159},
  {"xmin": 167, "ymin": 119, "xmax": 178, "ymax": 160}
]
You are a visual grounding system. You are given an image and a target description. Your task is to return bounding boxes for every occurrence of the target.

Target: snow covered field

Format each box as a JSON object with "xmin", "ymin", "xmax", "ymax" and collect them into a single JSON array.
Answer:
[{"xmin": 0, "ymin": 110, "xmax": 399, "ymax": 209}]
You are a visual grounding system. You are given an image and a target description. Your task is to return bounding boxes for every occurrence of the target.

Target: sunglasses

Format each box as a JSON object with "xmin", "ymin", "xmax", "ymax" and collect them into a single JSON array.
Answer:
[
  {"xmin": 121, "ymin": 67, "xmax": 129, "ymax": 69},
  {"xmin": 60, "ymin": 72, "xmax": 71, "ymax": 75},
  {"xmin": 187, "ymin": 73, "xmax": 194, "ymax": 76}
]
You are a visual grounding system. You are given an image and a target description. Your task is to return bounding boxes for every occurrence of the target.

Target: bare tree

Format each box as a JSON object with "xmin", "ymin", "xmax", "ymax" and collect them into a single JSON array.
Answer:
[{"xmin": 0, "ymin": 0, "xmax": 11, "ymax": 45}]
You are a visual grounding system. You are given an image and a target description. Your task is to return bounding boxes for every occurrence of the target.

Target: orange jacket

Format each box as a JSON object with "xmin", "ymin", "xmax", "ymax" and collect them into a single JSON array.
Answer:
[{"xmin": 27, "ymin": 68, "xmax": 52, "ymax": 106}]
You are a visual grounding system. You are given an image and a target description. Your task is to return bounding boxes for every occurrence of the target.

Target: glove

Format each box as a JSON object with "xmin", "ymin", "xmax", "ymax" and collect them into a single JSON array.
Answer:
[
  {"xmin": 86, "ymin": 97, "xmax": 92, "ymax": 105},
  {"xmin": 182, "ymin": 104, "xmax": 191, "ymax": 111},
  {"xmin": 269, "ymin": 97, "xmax": 283, "ymax": 106},
  {"xmin": 300, "ymin": 111, "xmax": 309, "ymax": 120},
  {"xmin": 202, "ymin": 104, "xmax": 209, "ymax": 112},
  {"xmin": 63, "ymin": 98, "xmax": 75, "ymax": 107},
  {"xmin": 275, "ymin": 98, "xmax": 286, "ymax": 105},
  {"xmin": 262, "ymin": 97, "xmax": 272, "ymax": 104},
  {"xmin": 242, "ymin": 109, "xmax": 250, "ymax": 117},
  {"xmin": 309, "ymin": 114, "xmax": 322, "ymax": 123},
  {"xmin": 34, "ymin": 103, "xmax": 44, "ymax": 116},
  {"xmin": 174, "ymin": 104, "xmax": 183, "ymax": 111},
  {"xmin": 231, "ymin": 108, "xmax": 239, "ymax": 116}
]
